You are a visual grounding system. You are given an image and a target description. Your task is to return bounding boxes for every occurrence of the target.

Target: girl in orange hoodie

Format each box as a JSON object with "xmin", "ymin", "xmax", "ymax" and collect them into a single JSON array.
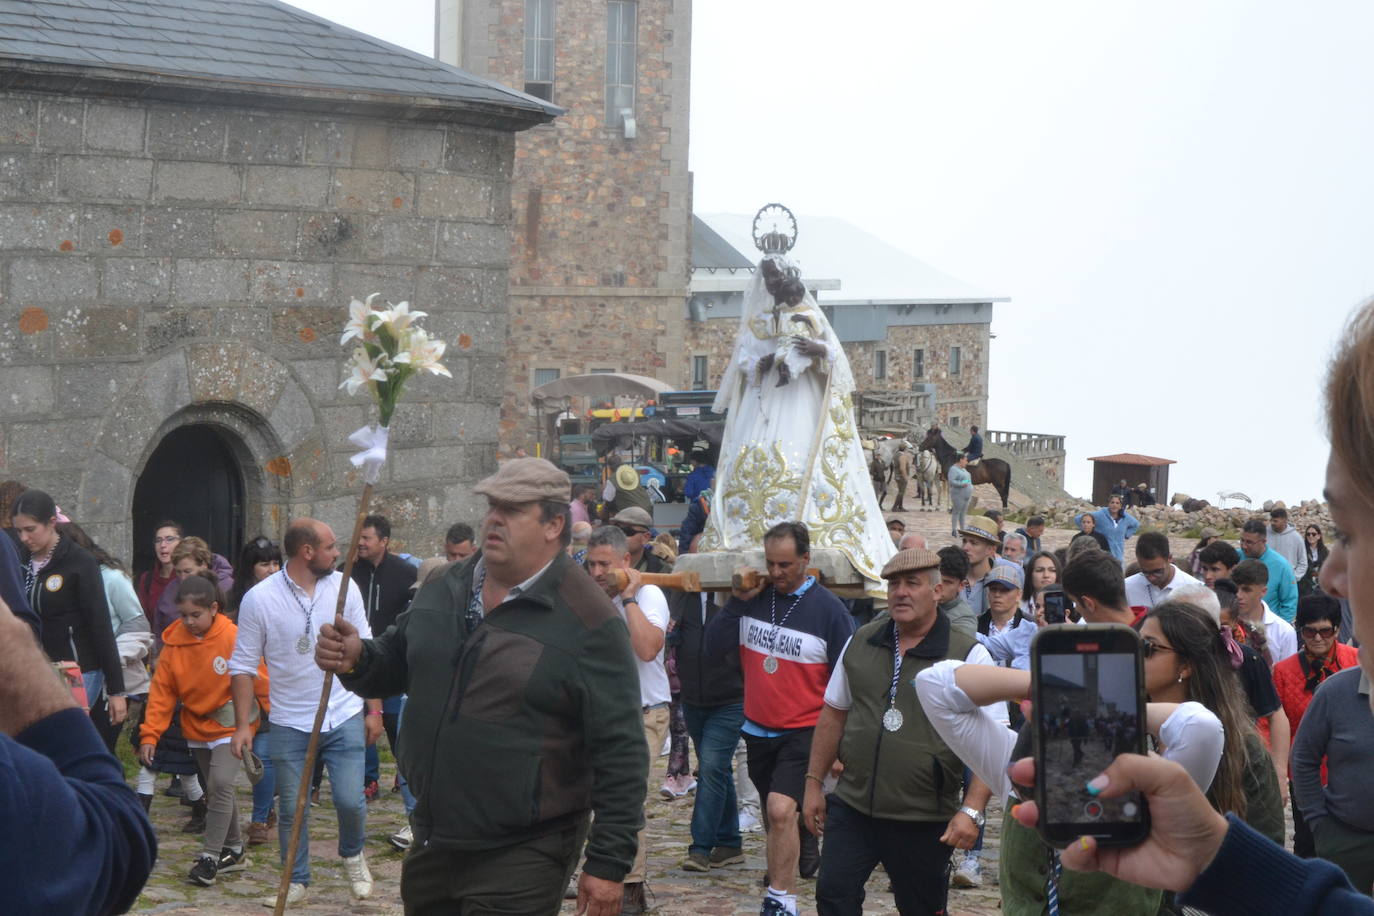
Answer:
[{"xmin": 140, "ymin": 573, "xmax": 269, "ymax": 887}]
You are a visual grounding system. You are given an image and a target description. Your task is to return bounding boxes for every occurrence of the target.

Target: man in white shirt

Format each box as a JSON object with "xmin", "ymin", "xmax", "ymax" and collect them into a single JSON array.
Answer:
[
  {"xmin": 584, "ymin": 525, "xmax": 670, "ymax": 916},
  {"xmin": 1124, "ymin": 531, "xmax": 1202, "ymax": 612},
  {"xmin": 229, "ymin": 518, "xmax": 380, "ymax": 908},
  {"xmin": 1232, "ymin": 559, "xmax": 1299, "ymax": 663}
]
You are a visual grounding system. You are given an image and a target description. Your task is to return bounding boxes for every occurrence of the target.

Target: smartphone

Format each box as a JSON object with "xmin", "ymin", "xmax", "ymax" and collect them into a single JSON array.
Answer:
[
  {"xmin": 1030, "ymin": 624, "xmax": 1150, "ymax": 848},
  {"xmin": 1041, "ymin": 586, "xmax": 1068, "ymax": 625}
]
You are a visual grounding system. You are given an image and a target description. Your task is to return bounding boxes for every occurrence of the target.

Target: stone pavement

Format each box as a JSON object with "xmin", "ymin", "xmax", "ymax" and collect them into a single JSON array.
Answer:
[{"xmin": 129, "ymin": 751, "xmax": 1004, "ymax": 915}]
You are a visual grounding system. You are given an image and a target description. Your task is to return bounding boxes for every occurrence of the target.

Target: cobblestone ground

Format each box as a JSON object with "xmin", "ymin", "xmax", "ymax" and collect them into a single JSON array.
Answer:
[{"xmin": 129, "ymin": 750, "xmax": 1004, "ymax": 915}]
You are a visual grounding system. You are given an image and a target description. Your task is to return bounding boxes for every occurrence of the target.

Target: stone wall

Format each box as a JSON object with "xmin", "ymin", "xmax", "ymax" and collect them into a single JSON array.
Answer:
[
  {"xmin": 682, "ymin": 316, "xmax": 739, "ymax": 389},
  {"xmin": 0, "ymin": 90, "xmax": 517, "ymax": 559},
  {"xmin": 445, "ymin": 0, "xmax": 692, "ymax": 452},
  {"xmin": 848, "ymin": 322, "xmax": 991, "ymax": 427}
]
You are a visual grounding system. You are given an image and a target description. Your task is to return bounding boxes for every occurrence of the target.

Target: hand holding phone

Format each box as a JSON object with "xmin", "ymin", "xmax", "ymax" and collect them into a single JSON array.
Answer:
[
  {"xmin": 1030, "ymin": 624, "xmax": 1150, "ymax": 848},
  {"xmin": 1041, "ymin": 586, "xmax": 1068, "ymax": 625}
]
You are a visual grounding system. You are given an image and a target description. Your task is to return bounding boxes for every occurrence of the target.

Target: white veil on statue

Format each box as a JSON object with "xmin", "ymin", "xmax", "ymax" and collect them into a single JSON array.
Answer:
[{"xmin": 702, "ymin": 256, "xmax": 894, "ymax": 596}]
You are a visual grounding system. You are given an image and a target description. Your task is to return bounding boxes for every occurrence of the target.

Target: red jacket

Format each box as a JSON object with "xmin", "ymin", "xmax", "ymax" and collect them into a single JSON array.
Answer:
[{"xmin": 1271, "ymin": 642, "xmax": 1359, "ymax": 779}]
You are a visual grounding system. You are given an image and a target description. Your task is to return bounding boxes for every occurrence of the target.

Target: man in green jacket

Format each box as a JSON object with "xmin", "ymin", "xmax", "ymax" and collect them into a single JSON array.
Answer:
[
  {"xmin": 316, "ymin": 458, "xmax": 648, "ymax": 916},
  {"xmin": 802, "ymin": 548, "xmax": 995, "ymax": 916}
]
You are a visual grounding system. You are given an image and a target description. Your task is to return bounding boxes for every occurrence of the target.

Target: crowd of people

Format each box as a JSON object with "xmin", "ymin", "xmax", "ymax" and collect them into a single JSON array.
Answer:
[{"xmin": 6, "ymin": 297, "xmax": 1374, "ymax": 916}]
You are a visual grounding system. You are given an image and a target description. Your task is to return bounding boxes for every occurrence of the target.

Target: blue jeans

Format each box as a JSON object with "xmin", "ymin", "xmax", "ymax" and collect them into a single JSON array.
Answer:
[
  {"xmin": 683, "ymin": 701, "xmax": 744, "ymax": 854},
  {"xmin": 81, "ymin": 670, "xmax": 104, "ymax": 708},
  {"xmin": 363, "ymin": 695, "xmax": 416, "ymax": 814},
  {"xmin": 251, "ymin": 726, "xmax": 276, "ymax": 823},
  {"xmin": 272, "ymin": 713, "xmax": 367, "ymax": 885}
]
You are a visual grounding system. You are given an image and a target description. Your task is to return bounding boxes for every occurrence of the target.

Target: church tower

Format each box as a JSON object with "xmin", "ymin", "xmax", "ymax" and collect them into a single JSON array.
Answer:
[{"xmin": 436, "ymin": 0, "xmax": 693, "ymax": 452}]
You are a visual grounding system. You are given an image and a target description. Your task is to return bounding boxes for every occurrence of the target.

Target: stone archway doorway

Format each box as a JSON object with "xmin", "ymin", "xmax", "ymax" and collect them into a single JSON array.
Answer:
[{"xmin": 131, "ymin": 424, "xmax": 245, "ymax": 575}]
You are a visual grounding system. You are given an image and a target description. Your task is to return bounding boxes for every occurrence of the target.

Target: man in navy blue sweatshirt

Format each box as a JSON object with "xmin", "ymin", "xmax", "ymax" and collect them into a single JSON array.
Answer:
[
  {"xmin": 0, "ymin": 596, "xmax": 157, "ymax": 914},
  {"xmin": 0, "ymin": 530, "xmax": 38, "ymax": 636}
]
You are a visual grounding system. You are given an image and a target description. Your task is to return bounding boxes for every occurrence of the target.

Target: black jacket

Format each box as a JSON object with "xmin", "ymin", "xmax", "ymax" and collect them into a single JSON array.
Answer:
[
  {"xmin": 0, "ymin": 527, "xmax": 39, "ymax": 637},
  {"xmin": 671, "ymin": 589, "xmax": 742, "ymax": 708},
  {"xmin": 22, "ymin": 535, "xmax": 124, "ymax": 694},
  {"xmin": 348, "ymin": 551, "xmax": 418, "ymax": 637}
]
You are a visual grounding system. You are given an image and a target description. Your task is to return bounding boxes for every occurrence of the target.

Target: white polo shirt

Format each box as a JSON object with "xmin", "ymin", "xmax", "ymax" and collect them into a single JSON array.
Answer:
[
  {"xmin": 614, "ymin": 584, "xmax": 671, "ymax": 708},
  {"xmin": 1124, "ymin": 567, "xmax": 1202, "ymax": 611},
  {"xmin": 230, "ymin": 569, "xmax": 372, "ymax": 733}
]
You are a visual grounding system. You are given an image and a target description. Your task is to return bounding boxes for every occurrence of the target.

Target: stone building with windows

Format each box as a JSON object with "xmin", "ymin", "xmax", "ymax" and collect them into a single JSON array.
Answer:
[
  {"xmin": 0, "ymin": 0, "xmax": 556, "ymax": 568},
  {"xmin": 437, "ymin": 0, "xmax": 693, "ymax": 448}
]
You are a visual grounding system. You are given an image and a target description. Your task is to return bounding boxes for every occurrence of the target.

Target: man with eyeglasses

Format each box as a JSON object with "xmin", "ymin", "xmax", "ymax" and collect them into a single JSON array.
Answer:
[
  {"xmin": 608, "ymin": 507, "xmax": 671, "ymax": 574},
  {"xmin": 1239, "ymin": 519, "xmax": 1300, "ymax": 623},
  {"xmin": 1125, "ymin": 531, "xmax": 1200, "ymax": 613}
]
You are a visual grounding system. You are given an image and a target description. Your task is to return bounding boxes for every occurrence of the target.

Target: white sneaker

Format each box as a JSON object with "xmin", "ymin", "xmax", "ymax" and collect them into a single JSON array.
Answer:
[
  {"xmin": 738, "ymin": 807, "xmax": 762, "ymax": 833},
  {"xmin": 389, "ymin": 824, "xmax": 413, "ymax": 851},
  {"xmin": 951, "ymin": 852, "xmax": 982, "ymax": 888},
  {"xmin": 259, "ymin": 883, "xmax": 308, "ymax": 908},
  {"xmin": 343, "ymin": 851, "xmax": 373, "ymax": 899}
]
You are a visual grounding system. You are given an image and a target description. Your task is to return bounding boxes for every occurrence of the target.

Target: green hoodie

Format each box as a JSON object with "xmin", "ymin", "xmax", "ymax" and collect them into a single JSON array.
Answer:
[{"xmin": 341, "ymin": 550, "xmax": 648, "ymax": 882}]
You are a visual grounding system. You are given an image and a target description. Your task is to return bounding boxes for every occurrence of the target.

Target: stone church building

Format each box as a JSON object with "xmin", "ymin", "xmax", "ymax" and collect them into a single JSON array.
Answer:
[{"xmin": 0, "ymin": 0, "xmax": 557, "ymax": 568}]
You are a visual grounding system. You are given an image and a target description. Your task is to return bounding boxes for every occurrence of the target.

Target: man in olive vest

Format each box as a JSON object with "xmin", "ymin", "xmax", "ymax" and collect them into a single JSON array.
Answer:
[{"xmin": 802, "ymin": 548, "xmax": 997, "ymax": 916}]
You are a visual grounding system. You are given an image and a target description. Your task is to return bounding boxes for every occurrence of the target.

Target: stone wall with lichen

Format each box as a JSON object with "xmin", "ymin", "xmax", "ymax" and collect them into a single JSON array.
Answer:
[{"xmin": 0, "ymin": 90, "xmax": 517, "ymax": 561}]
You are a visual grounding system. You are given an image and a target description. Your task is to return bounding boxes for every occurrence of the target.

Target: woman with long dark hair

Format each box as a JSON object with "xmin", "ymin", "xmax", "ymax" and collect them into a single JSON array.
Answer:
[
  {"xmin": 1298, "ymin": 526, "xmax": 1328, "ymax": 597},
  {"xmin": 230, "ymin": 535, "xmax": 282, "ymax": 617},
  {"xmin": 1141, "ymin": 600, "xmax": 1285, "ymax": 844},
  {"xmin": 60, "ymin": 520, "xmax": 152, "ymax": 752}
]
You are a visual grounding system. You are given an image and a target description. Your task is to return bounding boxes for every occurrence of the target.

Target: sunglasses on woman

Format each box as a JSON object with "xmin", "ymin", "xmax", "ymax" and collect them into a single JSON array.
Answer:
[
  {"xmin": 1141, "ymin": 637, "xmax": 1176, "ymax": 659},
  {"xmin": 1300, "ymin": 625, "xmax": 1337, "ymax": 640}
]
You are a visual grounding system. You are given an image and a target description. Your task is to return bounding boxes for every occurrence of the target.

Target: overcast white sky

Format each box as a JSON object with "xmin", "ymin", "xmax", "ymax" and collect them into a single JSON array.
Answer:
[{"xmin": 291, "ymin": 0, "xmax": 1373, "ymax": 504}]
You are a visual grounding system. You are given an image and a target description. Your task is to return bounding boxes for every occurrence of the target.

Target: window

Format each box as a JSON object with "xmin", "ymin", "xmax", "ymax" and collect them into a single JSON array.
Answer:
[
  {"xmin": 605, "ymin": 1, "xmax": 637, "ymax": 127},
  {"xmin": 524, "ymin": 0, "xmax": 555, "ymax": 101},
  {"xmin": 534, "ymin": 367, "xmax": 560, "ymax": 387},
  {"xmin": 913, "ymin": 348, "xmax": 924, "ymax": 379},
  {"xmin": 874, "ymin": 349, "xmax": 887, "ymax": 381},
  {"xmin": 949, "ymin": 346, "xmax": 961, "ymax": 376},
  {"xmin": 692, "ymin": 355, "xmax": 708, "ymax": 389},
  {"xmin": 951, "ymin": 416, "xmax": 961, "ymax": 428},
  {"xmin": 589, "ymin": 367, "xmax": 615, "ymax": 374}
]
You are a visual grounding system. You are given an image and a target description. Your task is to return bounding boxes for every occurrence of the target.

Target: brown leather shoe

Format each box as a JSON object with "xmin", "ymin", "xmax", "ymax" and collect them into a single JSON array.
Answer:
[
  {"xmin": 620, "ymin": 881, "xmax": 648, "ymax": 915},
  {"xmin": 247, "ymin": 821, "xmax": 270, "ymax": 846}
]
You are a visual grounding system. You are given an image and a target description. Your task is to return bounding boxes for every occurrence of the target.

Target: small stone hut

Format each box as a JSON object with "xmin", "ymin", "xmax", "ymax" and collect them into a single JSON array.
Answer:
[{"xmin": 0, "ymin": 0, "xmax": 557, "ymax": 568}]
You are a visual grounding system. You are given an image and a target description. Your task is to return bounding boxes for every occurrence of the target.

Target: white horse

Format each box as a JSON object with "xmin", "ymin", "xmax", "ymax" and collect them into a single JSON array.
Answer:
[
  {"xmin": 1216, "ymin": 490, "xmax": 1252, "ymax": 509},
  {"xmin": 913, "ymin": 448, "xmax": 943, "ymax": 510}
]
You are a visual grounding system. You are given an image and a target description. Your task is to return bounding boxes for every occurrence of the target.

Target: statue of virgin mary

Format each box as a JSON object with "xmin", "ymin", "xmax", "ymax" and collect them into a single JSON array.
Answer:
[{"xmin": 700, "ymin": 255, "xmax": 894, "ymax": 595}]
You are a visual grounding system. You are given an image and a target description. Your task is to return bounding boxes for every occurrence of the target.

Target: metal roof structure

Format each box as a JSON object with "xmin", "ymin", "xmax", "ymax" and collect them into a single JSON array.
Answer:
[
  {"xmin": 0, "ymin": 0, "xmax": 561, "ymax": 128},
  {"xmin": 1087, "ymin": 453, "xmax": 1177, "ymax": 466},
  {"xmin": 698, "ymin": 212, "xmax": 1006, "ymax": 305}
]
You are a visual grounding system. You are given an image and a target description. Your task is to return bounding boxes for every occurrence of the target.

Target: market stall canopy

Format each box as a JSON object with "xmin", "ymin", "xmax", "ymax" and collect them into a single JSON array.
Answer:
[
  {"xmin": 591, "ymin": 418, "xmax": 724, "ymax": 455},
  {"xmin": 530, "ymin": 372, "xmax": 673, "ymax": 403}
]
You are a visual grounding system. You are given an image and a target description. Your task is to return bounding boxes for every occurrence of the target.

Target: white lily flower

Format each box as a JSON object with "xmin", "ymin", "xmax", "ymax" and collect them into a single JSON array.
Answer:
[
  {"xmin": 410, "ymin": 333, "xmax": 451, "ymax": 378},
  {"xmin": 339, "ymin": 347, "xmax": 390, "ymax": 395},
  {"xmin": 382, "ymin": 300, "xmax": 427, "ymax": 333},
  {"xmin": 340, "ymin": 293, "xmax": 384, "ymax": 345}
]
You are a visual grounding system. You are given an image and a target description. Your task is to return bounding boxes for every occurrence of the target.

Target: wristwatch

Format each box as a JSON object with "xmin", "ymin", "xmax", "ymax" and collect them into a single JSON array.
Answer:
[{"xmin": 959, "ymin": 805, "xmax": 986, "ymax": 828}]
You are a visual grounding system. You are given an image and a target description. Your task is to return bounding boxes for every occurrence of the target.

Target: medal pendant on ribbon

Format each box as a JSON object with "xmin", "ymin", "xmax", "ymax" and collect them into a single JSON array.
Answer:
[
  {"xmin": 882, "ymin": 707, "xmax": 904, "ymax": 732},
  {"xmin": 762, "ymin": 655, "xmax": 779, "ymax": 674},
  {"xmin": 296, "ymin": 634, "xmax": 312, "ymax": 655}
]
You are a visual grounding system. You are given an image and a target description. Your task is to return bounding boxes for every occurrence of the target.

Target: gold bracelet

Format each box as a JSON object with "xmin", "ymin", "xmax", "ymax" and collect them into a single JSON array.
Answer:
[{"xmin": 804, "ymin": 773, "xmax": 824, "ymax": 784}]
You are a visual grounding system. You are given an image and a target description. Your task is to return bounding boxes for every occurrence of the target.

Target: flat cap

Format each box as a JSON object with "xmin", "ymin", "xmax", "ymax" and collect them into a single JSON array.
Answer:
[
  {"xmin": 610, "ymin": 506, "xmax": 653, "ymax": 530},
  {"xmin": 985, "ymin": 563, "xmax": 1025, "ymax": 591},
  {"xmin": 881, "ymin": 547, "xmax": 941, "ymax": 579},
  {"xmin": 958, "ymin": 516, "xmax": 1001, "ymax": 544},
  {"xmin": 473, "ymin": 457, "xmax": 570, "ymax": 504}
]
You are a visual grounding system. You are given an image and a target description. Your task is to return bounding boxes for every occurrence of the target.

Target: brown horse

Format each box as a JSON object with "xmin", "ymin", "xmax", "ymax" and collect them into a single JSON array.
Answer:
[{"xmin": 918, "ymin": 426, "xmax": 1012, "ymax": 508}]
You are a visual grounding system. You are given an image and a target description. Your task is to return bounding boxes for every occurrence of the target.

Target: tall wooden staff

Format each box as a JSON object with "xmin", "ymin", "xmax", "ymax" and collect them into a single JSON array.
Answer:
[{"xmin": 272, "ymin": 295, "xmax": 450, "ymax": 915}]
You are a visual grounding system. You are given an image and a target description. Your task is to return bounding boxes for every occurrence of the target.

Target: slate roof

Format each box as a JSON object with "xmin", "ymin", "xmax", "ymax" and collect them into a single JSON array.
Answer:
[
  {"xmin": 691, "ymin": 215, "xmax": 754, "ymax": 271},
  {"xmin": 1087, "ymin": 454, "xmax": 1176, "ymax": 466},
  {"xmin": 0, "ymin": 0, "xmax": 560, "ymax": 125}
]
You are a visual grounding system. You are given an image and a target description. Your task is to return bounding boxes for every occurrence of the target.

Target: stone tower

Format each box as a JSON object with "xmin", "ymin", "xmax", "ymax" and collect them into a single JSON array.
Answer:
[{"xmin": 437, "ymin": 0, "xmax": 694, "ymax": 452}]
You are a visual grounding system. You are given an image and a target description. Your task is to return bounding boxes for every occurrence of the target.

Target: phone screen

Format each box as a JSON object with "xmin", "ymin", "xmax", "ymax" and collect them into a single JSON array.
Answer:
[
  {"xmin": 1042, "ymin": 588, "xmax": 1068, "ymax": 625},
  {"xmin": 1031, "ymin": 625, "xmax": 1149, "ymax": 846}
]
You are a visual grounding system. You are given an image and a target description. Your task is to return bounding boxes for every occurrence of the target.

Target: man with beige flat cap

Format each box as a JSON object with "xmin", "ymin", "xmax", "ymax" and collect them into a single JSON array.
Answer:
[{"xmin": 315, "ymin": 458, "xmax": 648, "ymax": 916}]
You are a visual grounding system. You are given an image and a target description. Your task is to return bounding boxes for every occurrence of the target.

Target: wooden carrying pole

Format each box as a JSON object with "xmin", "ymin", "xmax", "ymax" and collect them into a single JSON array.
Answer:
[
  {"xmin": 610, "ymin": 568, "xmax": 703, "ymax": 592},
  {"xmin": 272, "ymin": 483, "xmax": 374, "ymax": 916}
]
